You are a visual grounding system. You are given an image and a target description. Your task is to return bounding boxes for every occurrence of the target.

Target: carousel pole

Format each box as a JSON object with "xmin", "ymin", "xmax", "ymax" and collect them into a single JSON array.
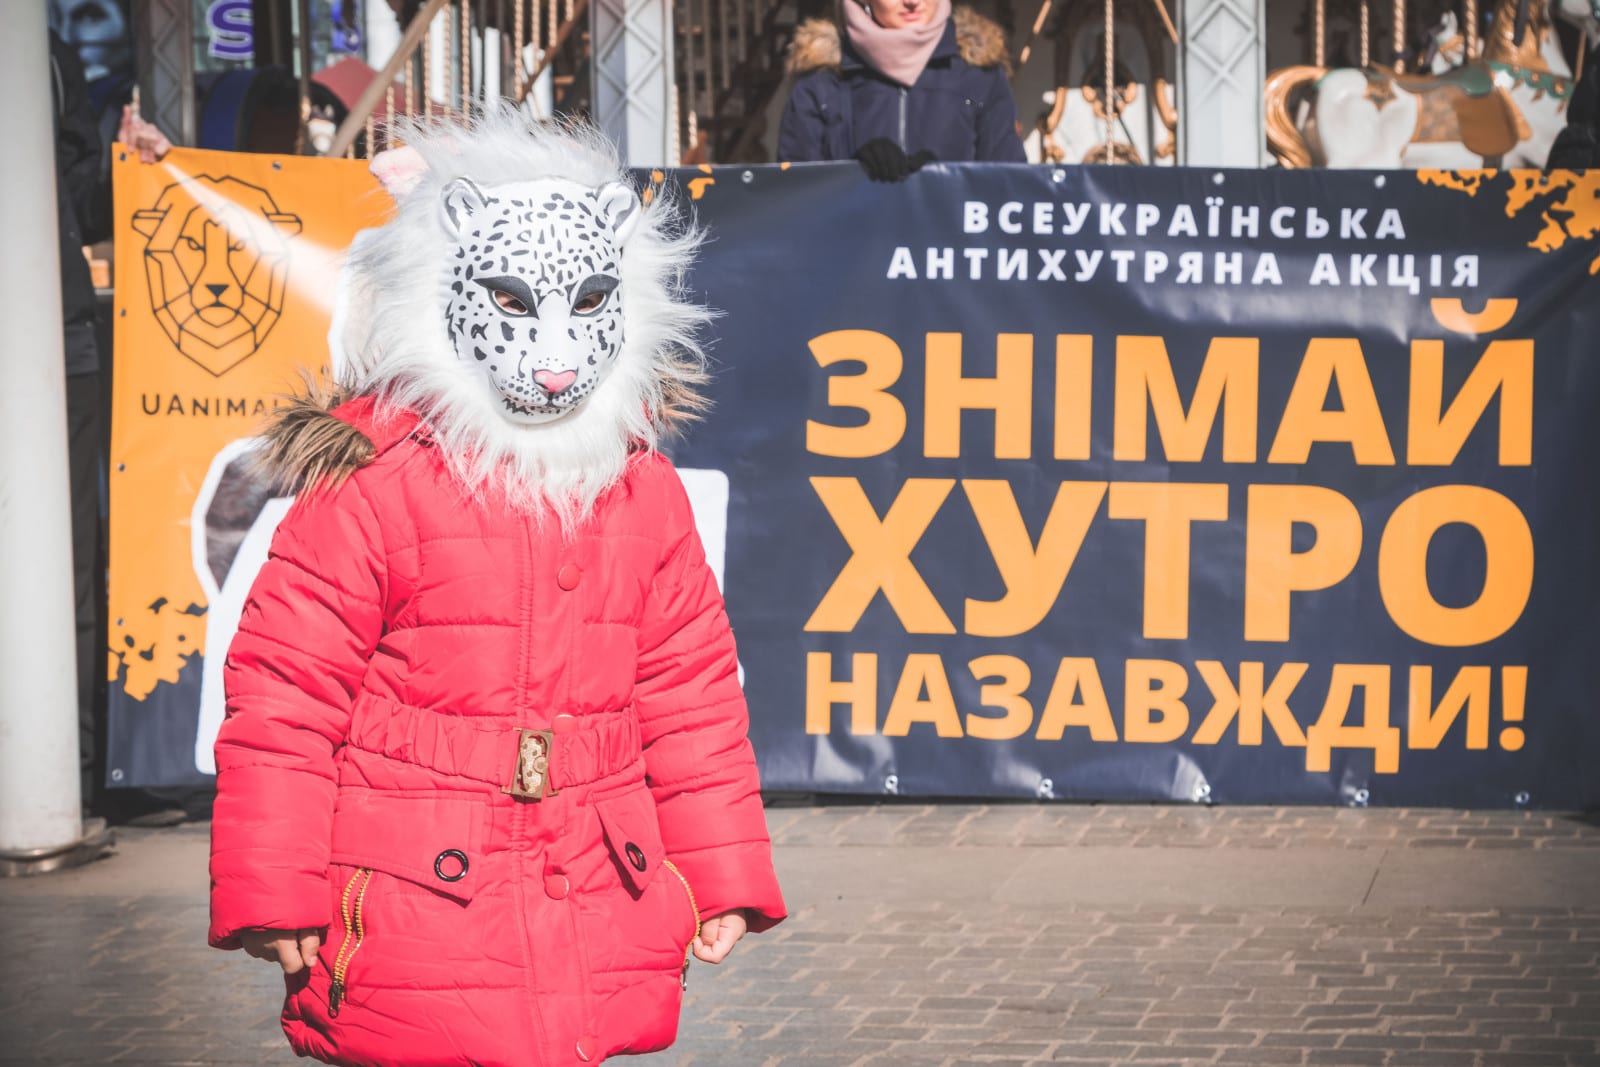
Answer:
[
  {"xmin": 1315, "ymin": 0, "xmax": 1326, "ymax": 65},
  {"xmin": 424, "ymin": 8, "xmax": 434, "ymax": 115},
  {"xmin": 462, "ymin": 0, "xmax": 473, "ymax": 114},
  {"xmin": 1104, "ymin": 0, "xmax": 1116, "ymax": 160},
  {"xmin": 1394, "ymin": 0, "xmax": 1406, "ymax": 69},
  {"xmin": 1361, "ymin": 0, "xmax": 1371, "ymax": 65},
  {"xmin": 1018, "ymin": 0, "xmax": 1055, "ymax": 68},
  {"xmin": 514, "ymin": 0, "xmax": 527, "ymax": 99},
  {"xmin": 1465, "ymin": 0, "xmax": 1478, "ymax": 56}
]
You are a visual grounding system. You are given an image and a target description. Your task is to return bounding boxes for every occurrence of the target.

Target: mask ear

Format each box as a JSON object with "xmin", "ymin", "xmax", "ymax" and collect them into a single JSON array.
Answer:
[
  {"xmin": 440, "ymin": 177, "xmax": 489, "ymax": 236},
  {"xmin": 595, "ymin": 182, "xmax": 641, "ymax": 247},
  {"xmin": 370, "ymin": 144, "xmax": 429, "ymax": 199}
]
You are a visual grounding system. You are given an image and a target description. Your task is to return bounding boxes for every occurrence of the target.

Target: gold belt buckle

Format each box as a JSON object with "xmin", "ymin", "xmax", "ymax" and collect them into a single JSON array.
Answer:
[{"xmin": 504, "ymin": 728, "xmax": 557, "ymax": 799}]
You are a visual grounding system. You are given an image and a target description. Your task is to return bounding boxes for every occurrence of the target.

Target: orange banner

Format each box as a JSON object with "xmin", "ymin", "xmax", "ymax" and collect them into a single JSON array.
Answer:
[{"xmin": 107, "ymin": 145, "xmax": 389, "ymax": 785}]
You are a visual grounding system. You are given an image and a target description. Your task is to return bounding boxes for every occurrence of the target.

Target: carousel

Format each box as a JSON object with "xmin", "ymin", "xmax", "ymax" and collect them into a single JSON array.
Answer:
[
  {"xmin": 1021, "ymin": 0, "xmax": 1181, "ymax": 165},
  {"xmin": 1265, "ymin": 0, "xmax": 1599, "ymax": 166},
  {"xmin": 1014, "ymin": 0, "xmax": 1596, "ymax": 168}
]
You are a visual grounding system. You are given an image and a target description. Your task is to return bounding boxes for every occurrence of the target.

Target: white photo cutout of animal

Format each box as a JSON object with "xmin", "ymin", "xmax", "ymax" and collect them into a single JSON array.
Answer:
[{"xmin": 191, "ymin": 440, "xmax": 292, "ymax": 775}]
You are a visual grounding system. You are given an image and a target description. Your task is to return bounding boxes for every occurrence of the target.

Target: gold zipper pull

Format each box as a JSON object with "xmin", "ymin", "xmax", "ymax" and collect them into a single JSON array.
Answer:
[
  {"xmin": 662, "ymin": 858, "xmax": 701, "ymax": 983},
  {"xmin": 328, "ymin": 868, "xmax": 373, "ymax": 1020}
]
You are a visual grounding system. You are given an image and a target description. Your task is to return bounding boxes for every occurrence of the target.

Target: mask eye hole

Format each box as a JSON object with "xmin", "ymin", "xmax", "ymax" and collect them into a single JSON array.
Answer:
[
  {"xmin": 493, "ymin": 289, "xmax": 529, "ymax": 315},
  {"xmin": 572, "ymin": 291, "xmax": 608, "ymax": 315}
]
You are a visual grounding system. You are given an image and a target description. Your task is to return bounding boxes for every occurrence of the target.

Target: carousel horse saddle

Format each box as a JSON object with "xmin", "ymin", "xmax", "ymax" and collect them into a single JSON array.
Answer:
[
  {"xmin": 1364, "ymin": 66, "xmax": 1526, "ymax": 156},
  {"xmin": 1392, "ymin": 64, "xmax": 1497, "ymax": 96}
]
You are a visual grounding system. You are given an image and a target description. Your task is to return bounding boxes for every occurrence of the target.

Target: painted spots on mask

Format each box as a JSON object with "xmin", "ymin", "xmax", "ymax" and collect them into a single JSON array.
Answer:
[{"xmin": 438, "ymin": 176, "xmax": 640, "ymax": 425}]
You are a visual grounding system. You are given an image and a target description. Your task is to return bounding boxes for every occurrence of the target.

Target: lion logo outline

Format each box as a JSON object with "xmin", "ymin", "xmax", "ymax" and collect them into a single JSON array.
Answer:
[{"xmin": 133, "ymin": 175, "xmax": 303, "ymax": 377}]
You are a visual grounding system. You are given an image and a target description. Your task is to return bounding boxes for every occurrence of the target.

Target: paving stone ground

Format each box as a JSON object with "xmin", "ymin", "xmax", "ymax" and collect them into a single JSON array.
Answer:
[{"xmin": 2, "ymin": 803, "xmax": 1598, "ymax": 1067}]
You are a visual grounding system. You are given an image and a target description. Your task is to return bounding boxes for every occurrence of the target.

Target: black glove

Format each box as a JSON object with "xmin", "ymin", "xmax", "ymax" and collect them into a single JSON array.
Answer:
[
  {"xmin": 854, "ymin": 138, "xmax": 936, "ymax": 182},
  {"xmin": 1546, "ymin": 126, "xmax": 1600, "ymax": 170}
]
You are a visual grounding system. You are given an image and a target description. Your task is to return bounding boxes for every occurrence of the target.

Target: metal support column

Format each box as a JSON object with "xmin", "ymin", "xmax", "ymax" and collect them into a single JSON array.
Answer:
[
  {"xmin": 591, "ymin": 0, "xmax": 678, "ymax": 166},
  {"xmin": 0, "ymin": 2, "xmax": 113, "ymax": 877},
  {"xmin": 1177, "ymin": 0, "xmax": 1267, "ymax": 166},
  {"xmin": 132, "ymin": 0, "xmax": 196, "ymax": 147}
]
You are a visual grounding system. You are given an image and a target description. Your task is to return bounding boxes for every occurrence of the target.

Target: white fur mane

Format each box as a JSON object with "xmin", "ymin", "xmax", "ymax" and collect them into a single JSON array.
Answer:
[{"xmin": 341, "ymin": 108, "xmax": 710, "ymax": 531}]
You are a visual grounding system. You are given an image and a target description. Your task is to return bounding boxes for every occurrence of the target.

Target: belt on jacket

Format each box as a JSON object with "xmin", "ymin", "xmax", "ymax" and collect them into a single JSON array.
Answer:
[{"xmin": 346, "ymin": 693, "xmax": 642, "ymax": 799}]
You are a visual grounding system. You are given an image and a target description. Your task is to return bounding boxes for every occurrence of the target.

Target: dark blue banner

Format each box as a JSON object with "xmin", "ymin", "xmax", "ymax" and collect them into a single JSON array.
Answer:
[{"xmin": 663, "ymin": 162, "xmax": 1600, "ymax": 808}]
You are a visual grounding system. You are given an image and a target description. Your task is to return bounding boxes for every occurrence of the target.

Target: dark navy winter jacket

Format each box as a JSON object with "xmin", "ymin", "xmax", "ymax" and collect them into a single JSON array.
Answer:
[{"xmin": 777, "ymin": 8, "xmax": 1027, "ymax": 164}]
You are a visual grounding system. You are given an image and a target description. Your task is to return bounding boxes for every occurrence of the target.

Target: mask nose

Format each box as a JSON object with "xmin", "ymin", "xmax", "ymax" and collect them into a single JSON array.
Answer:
[
  {"xmin": 206, "ymin": 284, "xmax": 229, "ymax": 302},
  {"xmin": 533, "ymin": 369, "xmax": 578, "ymax": 396}
]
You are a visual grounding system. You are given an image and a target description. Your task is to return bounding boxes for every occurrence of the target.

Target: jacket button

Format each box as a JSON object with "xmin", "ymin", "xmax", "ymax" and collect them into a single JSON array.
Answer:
[
  {"xmin": 575, "ymin": 1038, "xmax": 595, "ymax": 1062},
  {"xmin": 434, "ymin": 849, "xmax": 469, "ymax": 882},
  {"xmin": 624, "ymin": 842, "xmax": 647, "ymax": 872},
  {"xmin": 543, "ymin": 873, "xmax": 569, "ymax": 900},
  {"xmin": 557, "ymin": 564, "xmax": 581, "ymax": 590}
]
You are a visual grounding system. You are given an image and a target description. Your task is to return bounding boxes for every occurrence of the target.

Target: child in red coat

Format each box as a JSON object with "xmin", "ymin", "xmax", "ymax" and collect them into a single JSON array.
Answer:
[{"xmin": 207, "ymin": 110, "xmax": 786, "ymax": 1067}]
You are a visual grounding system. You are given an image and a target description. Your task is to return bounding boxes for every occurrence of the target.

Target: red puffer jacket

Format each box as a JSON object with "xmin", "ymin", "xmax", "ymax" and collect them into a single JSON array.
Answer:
[{"xmin": 208, "ymin": 396, "xmax": 786, "ymax": 1067}]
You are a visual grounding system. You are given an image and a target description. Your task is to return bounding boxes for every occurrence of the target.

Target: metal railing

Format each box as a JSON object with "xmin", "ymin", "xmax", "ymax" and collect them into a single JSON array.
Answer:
[
  {"xmin": 320, "ymin": 0, "xmax": 796, "ymax": 163},
  {"xmin": 675, "ymin": 0, "xmax": 802, "ymax": 162},
  {"xmin": 326, "ymin": 0, "xmax": 593, "ymax": 158}
]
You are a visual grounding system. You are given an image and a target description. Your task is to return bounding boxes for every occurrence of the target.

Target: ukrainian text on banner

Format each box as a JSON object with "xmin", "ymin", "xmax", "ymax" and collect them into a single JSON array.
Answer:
[
  {"xmin": 661, "ymin": 163, "xmax": 1600, "ymax": 808},
  {"xmin": 107, "ymin": 146, "xmax": 387, "ymax": 787}
]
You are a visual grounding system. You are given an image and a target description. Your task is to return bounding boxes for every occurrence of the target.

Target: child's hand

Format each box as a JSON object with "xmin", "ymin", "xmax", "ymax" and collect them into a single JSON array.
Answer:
[
  {"xmin": 241, "ymin": 928, "xmax": 323, "ymax": 974},
  {"xmin": 692, "ymin": 910, "xmax": 748, "ymax": 964}
]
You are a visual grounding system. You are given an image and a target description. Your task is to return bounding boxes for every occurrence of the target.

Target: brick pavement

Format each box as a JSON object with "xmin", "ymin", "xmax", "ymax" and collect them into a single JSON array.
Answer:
[
  {"xmin": 2, "ymin": 804, "xmax": 1598, "ymax": 1067},
  {"xmin": 761, "ymin": 804, "xmax": 1600, "ymax": 852}
]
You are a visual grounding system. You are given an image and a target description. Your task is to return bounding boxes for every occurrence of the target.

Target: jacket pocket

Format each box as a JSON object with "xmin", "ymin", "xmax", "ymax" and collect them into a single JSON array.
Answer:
[
  {"xmin": 321, "ymin": 791, "xmax": 488, "ymax": 1015},
  {"xmin": 593, "ymin": 787, "xmax": 665, "ymax": 895},
  {"xmin": 593, "ymin": 788, "xmax": 699, "ymax": 951},
  {"xmin": 328, "ymin": 790, "xmax": 487, "ymax": 904}
]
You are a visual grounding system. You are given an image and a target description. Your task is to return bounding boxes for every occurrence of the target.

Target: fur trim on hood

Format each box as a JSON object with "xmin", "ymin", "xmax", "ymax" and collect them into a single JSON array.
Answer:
[
  {"xmin": 252, "ymin": 384, "xmax": 375, "ymax": 496},
  {"xmin": 787, "ymin": 7, "xmax": 1013, "ymax": 75}
]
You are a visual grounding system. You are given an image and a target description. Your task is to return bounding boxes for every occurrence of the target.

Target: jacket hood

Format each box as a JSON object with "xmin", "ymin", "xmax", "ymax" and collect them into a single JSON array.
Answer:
[{"xmin": 787, "ymin": 7, "xmax": 1013, "ymax": 75}]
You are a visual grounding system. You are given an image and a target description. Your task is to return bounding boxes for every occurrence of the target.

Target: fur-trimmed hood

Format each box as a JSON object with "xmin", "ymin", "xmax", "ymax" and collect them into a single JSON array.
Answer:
[
  {"xmin": 787, "ymin": 7, "xmax": 1013, "ymax": 75},
  {"xmin": 252, "ymin": 387, "xmax": 387, "ymax": 495}
]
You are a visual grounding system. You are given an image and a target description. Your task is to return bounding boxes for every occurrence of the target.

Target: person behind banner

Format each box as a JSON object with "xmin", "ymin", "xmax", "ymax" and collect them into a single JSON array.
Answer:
[
  {"xmin": 1546, "ymin": 38, "xmax": 1598, "ymax": 168},
  {"xmin": 206, "ymin": 110, "xmax": 786, "ymax": 1067},
  {"xmin": 776, "ymin": 0, "xmax": 1027, "ymax": 180}
]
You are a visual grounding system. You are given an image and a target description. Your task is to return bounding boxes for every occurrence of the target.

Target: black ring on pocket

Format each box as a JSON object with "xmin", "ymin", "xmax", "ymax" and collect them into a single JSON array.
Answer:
[{"xmin": 434, "ymin": 849, "xmax": 470, "ymax": 882}]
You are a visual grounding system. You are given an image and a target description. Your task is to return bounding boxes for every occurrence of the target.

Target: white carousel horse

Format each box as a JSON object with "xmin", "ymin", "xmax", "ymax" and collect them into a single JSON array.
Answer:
[
  {"xmin": 1266, "ymin": 0, "xmax": 1587, "ymax": 167},
  {"xmin": 1025, "ymin": 15, "xmax": 1177, "ymax": 165}
]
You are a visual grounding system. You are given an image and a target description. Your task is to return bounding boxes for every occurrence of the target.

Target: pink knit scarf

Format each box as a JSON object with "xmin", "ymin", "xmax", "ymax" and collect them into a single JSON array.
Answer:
[{"xmin": 842, "ymin": 0, "xmax": 952, "ymax": 88}]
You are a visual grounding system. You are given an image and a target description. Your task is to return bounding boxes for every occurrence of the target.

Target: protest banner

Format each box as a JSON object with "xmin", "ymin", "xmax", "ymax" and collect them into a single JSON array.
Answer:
[{"xmin": 108, "ymin": 153, "xmax": 1600, "ymax": 807}]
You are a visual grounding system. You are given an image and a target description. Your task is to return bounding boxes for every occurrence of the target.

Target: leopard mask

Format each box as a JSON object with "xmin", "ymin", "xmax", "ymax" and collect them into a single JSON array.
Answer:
[
  {"xmin": 439, "ymin": 176, "xmax": 639, "ymax": 424},
  {"xmin": 340, "ymin": 111, "xmax": 709, "ymax": 528}
]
